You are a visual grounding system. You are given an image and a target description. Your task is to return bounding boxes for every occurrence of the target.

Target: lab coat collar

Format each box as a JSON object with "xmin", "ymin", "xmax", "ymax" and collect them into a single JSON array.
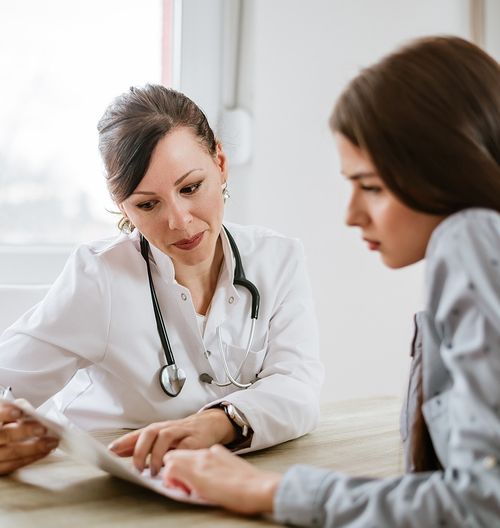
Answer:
[{"xmin": 129, "ymin": 227, "xmax": 240, "ymax": 301}]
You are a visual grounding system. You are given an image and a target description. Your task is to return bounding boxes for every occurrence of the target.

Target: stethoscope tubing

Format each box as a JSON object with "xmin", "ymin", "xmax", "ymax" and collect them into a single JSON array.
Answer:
[
  {"xmin": 141, "ymin": 235, "xmax": 175, "ymax": 366},
  {"xmin": 140, "ymin": 225, "xmax": 260, "ymax": 395}
]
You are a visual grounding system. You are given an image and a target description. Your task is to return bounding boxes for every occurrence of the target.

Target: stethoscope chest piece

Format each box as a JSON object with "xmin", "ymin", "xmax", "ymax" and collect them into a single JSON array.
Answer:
[{"xmin": 159, "ymin": 364, "xmax": 186, "ymax": 397}]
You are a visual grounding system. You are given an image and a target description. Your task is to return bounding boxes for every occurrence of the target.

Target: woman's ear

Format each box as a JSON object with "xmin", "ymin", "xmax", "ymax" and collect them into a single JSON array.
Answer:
[{"xmin": 215, "ymin": 142, "xmax": 228, "ymax": 185}]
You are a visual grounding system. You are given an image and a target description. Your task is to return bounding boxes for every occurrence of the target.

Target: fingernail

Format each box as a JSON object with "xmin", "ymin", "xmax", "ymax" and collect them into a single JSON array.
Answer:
[
  {"xmin": 108, "ymin": 442, "xmax": 117, "ymax": 450},
  {"xmin": 34, "ymin": 426, "xmax": 46, "ymax": 436},
  {"xmin": 9, "ymin": 409, "xmax": 21, "ymax": 419}
]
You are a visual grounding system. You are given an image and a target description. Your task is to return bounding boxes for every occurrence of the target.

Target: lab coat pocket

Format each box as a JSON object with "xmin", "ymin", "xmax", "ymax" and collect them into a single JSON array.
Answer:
[{"xmin": 221, "ymin": 343, "xmax": 268, "ymax": 385}]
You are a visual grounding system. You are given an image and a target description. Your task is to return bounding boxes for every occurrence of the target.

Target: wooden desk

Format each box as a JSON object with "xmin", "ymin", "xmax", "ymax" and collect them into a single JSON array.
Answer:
[{"xmin": 0, "ymin": 397, "xmax": 403, "ymax": 527}]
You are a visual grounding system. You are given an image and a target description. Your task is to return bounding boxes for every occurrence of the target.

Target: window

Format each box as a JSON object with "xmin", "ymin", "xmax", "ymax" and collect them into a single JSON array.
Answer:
[
  {"xmin": 0, "ymin": 0, "xmax": 165, "ymax": 246},
  {"xmin": 0, "ymin": 0, "xmax": 227, "ymax": 286}
]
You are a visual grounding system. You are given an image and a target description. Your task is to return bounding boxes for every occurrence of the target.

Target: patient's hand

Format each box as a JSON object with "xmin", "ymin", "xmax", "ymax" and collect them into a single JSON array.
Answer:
[
  {"xmin": 162, "ymin": 444, "xmax": 282, "ymax": 514},
  {"xmin": 0, "ymin": 402, "xmax": 59, "ymax": 475},
  {"xmin": 108, "ymin": 409, "xmax": 235, "ymax": 476}
]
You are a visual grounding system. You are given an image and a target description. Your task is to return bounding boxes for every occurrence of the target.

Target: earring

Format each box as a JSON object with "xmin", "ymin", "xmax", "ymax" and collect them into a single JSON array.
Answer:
[
  {"xmin": 118, "ymin": 216, "xmax": 135, "ymax": 234},
  {"xmin": 222, "ymin": 182, "xmax": 230, "ymax": 203}
]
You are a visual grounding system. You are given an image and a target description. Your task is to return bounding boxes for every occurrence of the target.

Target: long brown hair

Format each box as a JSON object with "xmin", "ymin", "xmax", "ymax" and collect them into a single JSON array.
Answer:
[{"xmin": 330, "ymin": 36, "xmax": 500, "ymax": 471}]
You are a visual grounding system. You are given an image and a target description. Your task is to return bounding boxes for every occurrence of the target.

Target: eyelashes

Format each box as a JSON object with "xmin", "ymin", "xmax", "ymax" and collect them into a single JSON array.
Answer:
[
  {"xmin": 135, "ymin": 181, "xmax": 203, "ymax": 211},
  {"xmin": 359, "ymin": 185, "xmax": 382, "ymax": 194}
]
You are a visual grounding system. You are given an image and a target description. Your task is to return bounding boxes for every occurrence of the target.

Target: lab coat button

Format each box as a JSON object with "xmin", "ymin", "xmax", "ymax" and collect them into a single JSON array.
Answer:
[
  {"xmin": 204, "ymin": 350, "xmax": 211, "ymax": 358},
  {"xmin": 181, "ymin": 293, "xmax": 188, "ymax": 301},
  {"xmin": 228, "ymin": 296, "xmax": 235, "ymax": 304},
  {"xmin": 482, "ymin": 455, "xmax": 497, "ymax": 469}
]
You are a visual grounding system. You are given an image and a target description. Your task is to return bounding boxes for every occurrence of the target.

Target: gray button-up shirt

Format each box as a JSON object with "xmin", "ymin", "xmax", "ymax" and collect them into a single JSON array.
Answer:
[{"xmin": 274, "ymin": 208, "xmax": 500, "ymax": 527}]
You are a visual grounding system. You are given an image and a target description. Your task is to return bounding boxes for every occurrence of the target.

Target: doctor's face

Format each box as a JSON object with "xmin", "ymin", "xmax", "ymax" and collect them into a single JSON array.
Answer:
[
  {"xmin": 336, "ymin": 133, "xmax": 444, "ymax": 269},
  {"xmin": 120, "ymin": 127, "xmax": 227, "ymax": 269}
]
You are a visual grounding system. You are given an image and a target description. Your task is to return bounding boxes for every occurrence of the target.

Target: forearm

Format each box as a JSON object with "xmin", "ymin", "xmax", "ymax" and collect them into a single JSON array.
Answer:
[{"xmin": 273, "ymin": 464, "xmax": 487, "ymax": 527}]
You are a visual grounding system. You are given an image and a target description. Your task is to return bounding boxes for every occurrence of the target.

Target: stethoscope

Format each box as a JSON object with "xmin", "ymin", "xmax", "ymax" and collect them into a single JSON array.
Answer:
[{"xmin": 140, "ymin": 226, "xmax": 260, "ymax": 397}]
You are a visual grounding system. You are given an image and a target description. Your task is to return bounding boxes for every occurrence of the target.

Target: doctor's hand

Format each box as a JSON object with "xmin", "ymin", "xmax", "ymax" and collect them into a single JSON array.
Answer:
[
  {"xmin": 108, "ymin": 409, "xmax": 236, "ymax": 476},
  {"xmin": 0, "ymin": 402, "xmax": 59, "ymax": 475},
  {"xmin": 162, "ymin": 445, "xmax": 282, "ymax": 514}
]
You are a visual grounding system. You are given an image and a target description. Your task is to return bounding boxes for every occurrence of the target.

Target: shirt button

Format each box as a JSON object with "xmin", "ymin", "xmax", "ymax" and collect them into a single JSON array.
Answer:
[
  {"xmin": 482, "ymin": 455, "xmax": 497, "ymax": 469},
  {"xmin": 181, "ymin": 293, "xmax": 188, "ymax": 301},
  {"xmin": 228, "ymin": 296, "xmax": 235, "ymax": 304}
]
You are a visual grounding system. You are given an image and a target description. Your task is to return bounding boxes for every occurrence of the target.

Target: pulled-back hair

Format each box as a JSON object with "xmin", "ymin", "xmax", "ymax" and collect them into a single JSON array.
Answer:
[
  {"xmin": 331, "ymin": 36, "xmax": 500, "ymax": 472},
  {"xmin": 331, "ymin": 36, "xmax": 500, "ymax": 215},
  {"xmin": 97, "ymin": 85, "xmax": 217, "ymax": 205}
]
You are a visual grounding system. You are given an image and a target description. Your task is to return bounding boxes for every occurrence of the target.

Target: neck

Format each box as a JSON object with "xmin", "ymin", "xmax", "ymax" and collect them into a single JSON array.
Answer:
[{"xmin": 175, "ymin": 237, "xmax": 224, "ymax": 315}]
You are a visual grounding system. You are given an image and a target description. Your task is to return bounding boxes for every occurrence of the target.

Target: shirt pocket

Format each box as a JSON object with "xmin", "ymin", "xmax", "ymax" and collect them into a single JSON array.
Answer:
[{"xmin": 220, "ymin": 342, "xmax": 268, "ymax": 385}]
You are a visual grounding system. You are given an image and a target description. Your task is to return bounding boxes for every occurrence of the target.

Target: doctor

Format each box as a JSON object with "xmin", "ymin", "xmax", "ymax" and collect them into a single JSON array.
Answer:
[{"xmin": 0, "ymin": 85, "xmax": 323, "ymax": 474}]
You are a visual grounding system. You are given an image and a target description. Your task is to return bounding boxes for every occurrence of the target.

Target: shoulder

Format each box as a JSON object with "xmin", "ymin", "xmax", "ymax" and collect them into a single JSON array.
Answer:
[
  {"xmin": 64, "ymin": 231, "xmax": 142, "ymax": 279},
  {"xmin": 224, "ymin": 222, "xmax": 304, "ymax": 259},
  {"xmin": 426, "ymin": 208, "xmax": 500, "ymax": 261},
  {"xmin": 426, "ymin": 208, "xmax": 500, "ymax": 279},
  {"xmin": 425, "ymin": 208, "xmax": 500, "ymax": 319}
]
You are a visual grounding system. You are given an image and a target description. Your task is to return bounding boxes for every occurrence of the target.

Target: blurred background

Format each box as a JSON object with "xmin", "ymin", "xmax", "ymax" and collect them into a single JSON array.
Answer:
[{"xmin": 1, "ymin": 0, "xmax": 499, "ymax": 402}]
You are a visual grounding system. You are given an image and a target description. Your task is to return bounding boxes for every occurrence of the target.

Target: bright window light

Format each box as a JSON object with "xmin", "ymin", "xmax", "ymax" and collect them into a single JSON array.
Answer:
[{"xmin": 0, "ymin": 0, "xmax": 165, "ymax": 245}]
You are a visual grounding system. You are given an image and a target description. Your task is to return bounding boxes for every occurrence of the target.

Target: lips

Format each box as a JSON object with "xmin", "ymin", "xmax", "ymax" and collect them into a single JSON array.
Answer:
[
  {"xmin": 363, "ymin": 238, "xmax": 381, "ymax": 251},
  {"xmin": 173, "ymin": 232, "xmax": 204, "ymax": 250}
]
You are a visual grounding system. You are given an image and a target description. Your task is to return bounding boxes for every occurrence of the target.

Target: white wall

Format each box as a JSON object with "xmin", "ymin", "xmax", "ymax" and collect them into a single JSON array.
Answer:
[{"xmin": 225, "ymin": 0, "xmax": 471, "ymax": 402}]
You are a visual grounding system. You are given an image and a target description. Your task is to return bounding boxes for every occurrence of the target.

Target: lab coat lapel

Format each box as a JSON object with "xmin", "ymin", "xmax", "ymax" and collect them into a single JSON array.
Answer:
[{"xmin": 203, "ymin": 228, "xmax": 241, "ymax": 345}]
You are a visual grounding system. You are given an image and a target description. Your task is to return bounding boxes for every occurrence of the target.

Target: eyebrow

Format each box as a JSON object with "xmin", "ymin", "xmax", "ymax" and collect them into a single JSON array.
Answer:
[
  {"xmin": 131, "ymin": 169, "xmax": 203, "ymax": 195},
  {"xmin": 342, "ymin": 171, "xmax": 378, "ymax": 181}
]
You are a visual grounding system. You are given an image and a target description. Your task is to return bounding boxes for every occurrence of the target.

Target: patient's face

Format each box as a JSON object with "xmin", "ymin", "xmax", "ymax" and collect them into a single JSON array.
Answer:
[{"xmin": 336, "ymin": 133, "xmax": 445, "ymax": 269}]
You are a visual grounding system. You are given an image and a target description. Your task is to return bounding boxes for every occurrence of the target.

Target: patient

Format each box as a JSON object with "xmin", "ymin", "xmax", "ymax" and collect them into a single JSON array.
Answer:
[{"xmin": 159, "ymin": 36, "xmax": 500, "ymax": 527}]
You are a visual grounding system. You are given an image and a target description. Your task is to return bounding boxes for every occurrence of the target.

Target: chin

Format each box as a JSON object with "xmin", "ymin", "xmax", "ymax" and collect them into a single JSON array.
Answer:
[{"xmin": 381, "ymin": 254, "xmax": 422, "ymax": 269}]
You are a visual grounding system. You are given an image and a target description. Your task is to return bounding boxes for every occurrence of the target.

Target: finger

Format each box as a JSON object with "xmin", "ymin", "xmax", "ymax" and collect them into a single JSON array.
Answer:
[
  {"xmin": 108, "ymin": 430, "xmax": 140, "ymax": 456},
  {"xmin": 132, "ymin": 428, "xmax": 161, "ymax": 472},
  {"xmin": 0, "ymin": 421, "xmax": 47, "ymax": 446},
  {"xmin": 0, "ymin": 437, "xmax": 59, "ymax": 462},
  {"xmin": 174, "ymin": 437, "xmax": 197, "ymax": 450},
  {"xmin": 0, "ymin": 453, "xmax": 47, "ymax": 475},
  {"xmin": 163, "ymin": 476, "xmax": 192, "ymax": 495},
  {"xmin": 0, "ymin": 404, "xmax": 23, "ymax": 423},
  {"xmin": 163, "ymin": 449, "xmax": 206, "ymax": 488},
  {"xmin": 149, "ymin": 429, "xmax": 186, "ymax": 477}
]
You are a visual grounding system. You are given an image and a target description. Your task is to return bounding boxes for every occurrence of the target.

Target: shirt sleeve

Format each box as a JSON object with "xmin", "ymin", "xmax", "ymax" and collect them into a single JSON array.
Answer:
[
  {"xmin": 0, "ymin": 245, "xmax": 111, "ymax": 407},
  {"xmin": 275, "ymin": 212, "xmax": 500, "ymax": 527},
  {"xmin": 201, "ymin": 239, "xmax": 324, "ymax": 452}
]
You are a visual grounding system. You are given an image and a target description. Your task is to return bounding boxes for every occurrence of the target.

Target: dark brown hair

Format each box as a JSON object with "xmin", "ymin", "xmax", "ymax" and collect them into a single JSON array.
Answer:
[
  {"xmin": 331, "ymin": 36, "xmax": 500, "ymax": 471},
  {"xmin": 97, "ymin": 85, "xmax": 217, "ymax": 206},
  {"xmin": 331, "ymin": 36, "xmax": 500, "ymax": 215}
]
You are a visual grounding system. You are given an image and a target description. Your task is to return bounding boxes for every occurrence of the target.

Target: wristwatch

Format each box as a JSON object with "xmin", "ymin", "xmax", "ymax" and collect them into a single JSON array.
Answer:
[{"xmin": 219, "ymin": 402, "xmax": 253, "ymax": 449}]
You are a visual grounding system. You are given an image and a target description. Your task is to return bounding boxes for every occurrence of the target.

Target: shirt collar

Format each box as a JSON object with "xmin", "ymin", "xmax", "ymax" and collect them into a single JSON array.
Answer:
[{"xmin": 131, "ymin": 226, "xmax": 238, "ymax": 293}]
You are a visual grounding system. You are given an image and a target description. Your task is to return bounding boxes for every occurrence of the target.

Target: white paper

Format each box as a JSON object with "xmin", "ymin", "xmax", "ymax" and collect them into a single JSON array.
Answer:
[{"xmin": 0, "ymin": 396, "xmax": 211, "ymax": 505}]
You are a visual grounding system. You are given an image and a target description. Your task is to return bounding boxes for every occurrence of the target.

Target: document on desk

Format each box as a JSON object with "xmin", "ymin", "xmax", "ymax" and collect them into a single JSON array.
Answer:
[{"xmin": 1, "ymin": 397, "xmax": 210, "ymax": 506}]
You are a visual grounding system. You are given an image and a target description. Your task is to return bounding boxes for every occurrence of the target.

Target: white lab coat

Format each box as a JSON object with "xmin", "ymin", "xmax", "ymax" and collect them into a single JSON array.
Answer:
[{"xmin": 0, "ymin": 223, "xmax": 323, "ymax": 452}]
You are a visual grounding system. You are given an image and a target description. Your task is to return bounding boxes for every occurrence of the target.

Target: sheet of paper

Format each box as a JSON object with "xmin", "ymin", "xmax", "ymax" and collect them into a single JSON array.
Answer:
[{"xmin": 0, "ymin": 396, "xmax": 211, "ymax": 505}]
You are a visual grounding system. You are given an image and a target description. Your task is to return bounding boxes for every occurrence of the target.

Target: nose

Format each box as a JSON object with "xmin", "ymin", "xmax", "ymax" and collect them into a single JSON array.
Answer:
[
  {"xmin": 345, "ymin": 193, "xmax": 368, "ymax": 228},
  {"xmin": 166, "ymin": 199, "xmax": 193, "ymax": 231}
]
